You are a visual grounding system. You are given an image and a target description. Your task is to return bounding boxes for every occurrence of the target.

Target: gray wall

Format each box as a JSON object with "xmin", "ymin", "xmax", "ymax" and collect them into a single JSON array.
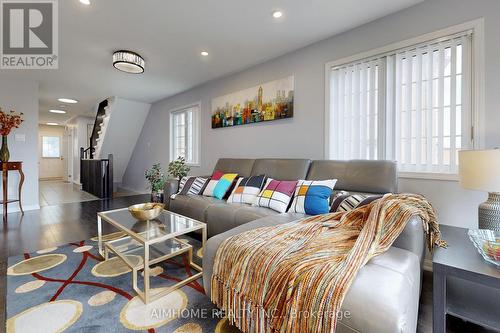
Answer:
[
  {"xmin": 123, "ymin": 0, "xmax": 500, "ymax": 228},
  {"xmin": 0, "ymin": 79, "xmax": 39, "ymax": 212}
]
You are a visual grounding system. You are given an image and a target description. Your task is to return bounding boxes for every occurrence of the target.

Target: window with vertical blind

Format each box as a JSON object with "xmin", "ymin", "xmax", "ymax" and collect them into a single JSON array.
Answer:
[
  {"xmin": 327, "ymin": 30, "xmax": 473, "ymax": 175},
  {"xmin": 170, "ymin": 103, "xmax": 200, "ymax": 165}
]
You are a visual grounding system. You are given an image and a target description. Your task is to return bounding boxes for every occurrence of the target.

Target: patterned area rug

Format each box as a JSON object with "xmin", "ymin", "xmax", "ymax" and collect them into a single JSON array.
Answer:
[{"xmin": 6, "ymin": 233, "xmax": 240, "ymax": 333}]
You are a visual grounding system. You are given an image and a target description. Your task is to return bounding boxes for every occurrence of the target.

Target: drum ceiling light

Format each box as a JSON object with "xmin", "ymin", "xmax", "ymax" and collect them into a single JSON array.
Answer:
[{"xmin": 112, "ymin": 50, "xmax": 145, "ymax": 74}]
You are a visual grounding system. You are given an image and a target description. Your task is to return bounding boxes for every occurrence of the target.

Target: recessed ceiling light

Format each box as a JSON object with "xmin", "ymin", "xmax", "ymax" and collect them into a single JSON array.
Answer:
[
  {"xmin": 272, "ymin": 11, "xmax": 283, "ymax": 18},
  {"xmin": 79, "ymin": 0, "xmax": 90, "ymax": 5},
  {"xmin": 58, "ymin": 98, "xmax": 78, "ymax": 104},
  {"xmin": 200, "ymin": 51, "xmax": 209, "ymax": 57},
  {"xmin": 49, "ymin": 109, "xmax": 66, "ymax": 114},
  {"xmin": 46, "ymin": 122, "xmax": 59, "ymax": 126}
]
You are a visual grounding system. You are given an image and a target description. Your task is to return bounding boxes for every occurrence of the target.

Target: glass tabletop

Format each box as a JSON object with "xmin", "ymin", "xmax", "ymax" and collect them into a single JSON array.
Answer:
[{"xmin": 98, "ymin": 208, "xmax": 205, "ymax": 244}]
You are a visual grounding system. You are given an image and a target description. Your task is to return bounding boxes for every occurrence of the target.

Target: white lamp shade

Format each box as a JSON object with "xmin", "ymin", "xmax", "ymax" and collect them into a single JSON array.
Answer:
[{"xmin": 459, "ymin": 149, "xmax": 500, "ymax": 193}]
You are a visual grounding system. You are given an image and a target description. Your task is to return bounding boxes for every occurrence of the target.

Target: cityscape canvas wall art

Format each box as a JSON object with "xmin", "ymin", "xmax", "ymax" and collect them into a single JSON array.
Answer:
[{"xmin": 211, "ymin": 75, "xmax": 294, "ymax": 128}]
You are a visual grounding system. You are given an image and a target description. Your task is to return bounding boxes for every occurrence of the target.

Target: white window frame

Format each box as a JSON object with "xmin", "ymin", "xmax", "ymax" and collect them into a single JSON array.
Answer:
[
  {"xmin": 324, "ymin": 19, "xmax": 485, "ymax": 181},
  {"xmin": 169, "ymin": 102, "xmax": 201, "ymax": 166}
]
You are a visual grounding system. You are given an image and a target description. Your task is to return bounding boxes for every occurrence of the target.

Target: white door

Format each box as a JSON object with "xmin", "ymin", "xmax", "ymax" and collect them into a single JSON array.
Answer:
[{"xmin": 39, "ymin": 134, "xmax": 64, "ymax": 179}]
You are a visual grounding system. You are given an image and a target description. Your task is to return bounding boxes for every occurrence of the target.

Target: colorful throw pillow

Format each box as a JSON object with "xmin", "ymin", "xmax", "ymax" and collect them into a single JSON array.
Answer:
[
  {"xmin": 202, "ymin": 170, "xmax": 224, "ymax": 197},
  {"xmin": 288, "ymin": 180, "xmax": 337, "ymax": 215},
  {"xmin": 253, "ymin": 178, "xmax": 297, "ymax": 213},
  {"xmin": 213, "ymin": 173, "xmax": 239, "ymax": 199},
  {"xmin": 177, "ymin": 176, "xmax": 209, "ymax": 195},
  {"xmin": 227, "ymin": 175, "xmax": 266, "ymax": 204},
  {"xmin": 330, "ymin": 193, "xmax": 383, "ymax": 212}
]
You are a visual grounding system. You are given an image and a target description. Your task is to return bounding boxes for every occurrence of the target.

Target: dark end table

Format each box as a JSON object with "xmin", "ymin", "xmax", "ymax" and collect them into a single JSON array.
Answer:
[
  {"xmin": 0, "ymin": 161, "xmax": 24, "ymax": 222},
  {"xmin": 433, "ymin": 225, "xmax": 500, "ymax": 332}
]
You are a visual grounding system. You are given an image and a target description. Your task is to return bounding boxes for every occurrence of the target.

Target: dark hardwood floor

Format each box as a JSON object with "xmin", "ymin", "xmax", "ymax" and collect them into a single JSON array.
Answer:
[{"xmin": 0, "ymin": 194, "xmax": 494, "ymax": 333}]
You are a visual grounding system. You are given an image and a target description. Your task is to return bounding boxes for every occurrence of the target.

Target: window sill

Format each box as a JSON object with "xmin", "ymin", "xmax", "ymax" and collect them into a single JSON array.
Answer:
[{"xmin": 398, "ymin": 172, "xmax": 459, "ymax": 181}]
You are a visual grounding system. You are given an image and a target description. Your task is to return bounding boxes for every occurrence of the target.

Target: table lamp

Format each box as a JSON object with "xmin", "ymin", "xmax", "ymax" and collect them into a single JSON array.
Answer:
[{"xmin": 459, "ymin": 149, "xmax": 500, "ymax": 231}]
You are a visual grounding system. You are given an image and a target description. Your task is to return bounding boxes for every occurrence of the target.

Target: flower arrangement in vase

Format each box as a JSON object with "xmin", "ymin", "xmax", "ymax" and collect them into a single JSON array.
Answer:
[
  {"xmin": 145, "ymin": 163, "xmax": 168, "ymax": 203},
  {"xmin": 0, "ymin": 108, "xmax": 24, "ymax": 162}
]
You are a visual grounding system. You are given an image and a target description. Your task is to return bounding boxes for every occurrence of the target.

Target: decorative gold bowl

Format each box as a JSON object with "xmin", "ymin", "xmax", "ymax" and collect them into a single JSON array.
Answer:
[{"xmin": 128, "ymin": 203, "xmax": 164, "ymax": 221}]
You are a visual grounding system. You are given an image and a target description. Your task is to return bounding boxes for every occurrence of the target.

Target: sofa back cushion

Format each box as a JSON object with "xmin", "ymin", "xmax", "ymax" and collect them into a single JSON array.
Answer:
[
  {"xmin": 251, "ymin": 159, "xmax": 311, "ymax": 180},
  {"xmin": 306, "ymin": 160, "xmax": 397, "ymax": 194},
  {"xmin": 213, "ymin": 158, "xmax": 255, "ymax": 177}
]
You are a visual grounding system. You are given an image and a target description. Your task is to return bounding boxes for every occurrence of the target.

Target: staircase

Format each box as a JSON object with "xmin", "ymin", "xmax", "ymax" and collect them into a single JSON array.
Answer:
[{"xmin": 81, "ymin": 96, "xmax": 151, "ymax": 197}]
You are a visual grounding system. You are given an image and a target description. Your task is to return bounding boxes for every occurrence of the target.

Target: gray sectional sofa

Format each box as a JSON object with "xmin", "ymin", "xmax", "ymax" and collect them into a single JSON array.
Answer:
[{"xmin": 164, "ymin": 158, "xmax": 424, "ymax": 333}]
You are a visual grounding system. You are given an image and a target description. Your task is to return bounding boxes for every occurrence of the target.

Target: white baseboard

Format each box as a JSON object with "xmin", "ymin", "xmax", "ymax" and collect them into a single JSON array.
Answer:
[
  {"xmin": 0, "ymin": 204, "xmax": 40, "ymax": 214},
  {"xmin": 423, "ymin": 258, "xmax": 433, "ymax": 272}
]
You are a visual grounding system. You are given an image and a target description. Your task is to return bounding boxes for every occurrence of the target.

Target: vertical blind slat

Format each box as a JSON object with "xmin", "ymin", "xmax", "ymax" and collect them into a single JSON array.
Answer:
[
  {"xmin": 404, "ymin": 51, "xmax": 413, "ymax": 166},
  {"xmin": 415, "ymin": 50, "xmax": 423, "ymax": 169},
  {"xmin": 360, "ymin": 63, "xmax": 368, "ymax": 159},
  {"xmin": 338, "ymin": 69, "xmax": 345, "ymax": 159},
  {"xmin": 353, "ymin": 64, "xmax": 361, "ymax": 158},
  {"xmin": 426, "ymin": 45, "xmax": 434, "ymax": 172},
  {"xmin": 394, "ymin": 53, "xmax": 403, "ymax": 165},
  {"xmin": 437, "ymin": 44, "xmax": 445, "ymax": 170},
  {"xmin": 449, "ymin": 41, "xmax": 457, "ymax": 172},
  {"xmin": 369, "ymin": 61, "xmax": 377, "ymax": 160}
]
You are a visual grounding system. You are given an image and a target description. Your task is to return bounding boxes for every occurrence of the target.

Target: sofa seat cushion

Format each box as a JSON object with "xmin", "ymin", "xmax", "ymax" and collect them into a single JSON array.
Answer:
[
  {"xmin": 169, "ymin": 195, "xmax": 225, "ymax": 222},
  {"xmin": 338, "ymin": 247, "xmax": 420, "ymax": 333},
  {"xmin": 203, "ymin": 212, "xmax": 307, "ymax": 294},
  {"xmin": 205, "ymin": 204, "xmax": 281, "ymax": 237}
]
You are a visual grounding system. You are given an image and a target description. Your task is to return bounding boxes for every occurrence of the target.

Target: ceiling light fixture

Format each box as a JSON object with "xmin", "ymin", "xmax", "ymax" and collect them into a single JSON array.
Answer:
[
  {"xmin": 272, "ymin": 11, "xmax": 283, "ymax": 18},
  {"xmin": 58, "ymin": 98, "xmax": 78, "ymax": 104},
  {"xmin": 46, "ymin": 122, "xmax": 59, "ymax": 126},
  {"xmin": 79, "ymin": 0, "xmax": 90, "ymax": 5},
  {"xmin": 113, "ymin": 50, "xmax": 145, "ymax": 74},
  {"xmin": 200, "ymin": 51, "xmax": 209, "ymax": 56},
  {"xmin": 49, "ymin": 109, "xmax": 67, "ymax": 114}
]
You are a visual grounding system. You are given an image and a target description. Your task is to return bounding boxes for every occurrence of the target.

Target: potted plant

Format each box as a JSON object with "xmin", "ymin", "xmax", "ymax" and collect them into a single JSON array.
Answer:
[
  {"xmin": 0, "ymin": 108, "xmax": 24, "ymax": 162},
  {"xmin": 145, "ymin": 163, "xmax": 168, "ymax": 203},
  {"xmin": 168, "ymin": 157, "xmax": 190, "ymax": 186}
]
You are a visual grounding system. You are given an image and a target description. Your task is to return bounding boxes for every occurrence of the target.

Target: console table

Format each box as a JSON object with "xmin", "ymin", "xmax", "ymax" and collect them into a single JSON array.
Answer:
[
  {"xmin": 433, "ymin": 224, "xmax": 500, "ymax": 332},
  {"xmin": 1, "ymin": 161, "xmax": 24, "ymax": 221}
]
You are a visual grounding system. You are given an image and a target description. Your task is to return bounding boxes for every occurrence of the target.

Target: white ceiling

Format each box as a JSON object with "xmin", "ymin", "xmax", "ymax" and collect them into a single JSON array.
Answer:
[{"xmin": 0, "ymin": 0, "xmax": 423, "ymax": 124}]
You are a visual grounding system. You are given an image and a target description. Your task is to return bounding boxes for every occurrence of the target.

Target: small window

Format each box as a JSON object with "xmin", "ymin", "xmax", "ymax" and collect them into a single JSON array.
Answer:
[
  {"xmin": 170, "ymin": 103, "xmax": 200, "ymax": 165},
  {"xmin": 42, "ymin": 136, "xmax": 61, "ymax": 158}
]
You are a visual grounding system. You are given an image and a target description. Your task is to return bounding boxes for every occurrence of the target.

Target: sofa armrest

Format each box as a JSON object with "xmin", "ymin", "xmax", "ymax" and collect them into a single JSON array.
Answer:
[
  {"xmin": 392, "ymin": 215, "xmax": 425, "ymax": 266},
  {"xmin": 163, "ymin": 179, "xmax": 179, "ymax": 209}
]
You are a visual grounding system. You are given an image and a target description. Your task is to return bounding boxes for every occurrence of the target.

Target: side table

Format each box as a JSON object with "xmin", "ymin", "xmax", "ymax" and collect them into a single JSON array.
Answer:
[
  {"xmin": 433, "ymin": 224, "xmax": 500, "ymax": 332},
  {"xmin": 0, "ymin": 161, "xmax": 24, "ymax": 222}
]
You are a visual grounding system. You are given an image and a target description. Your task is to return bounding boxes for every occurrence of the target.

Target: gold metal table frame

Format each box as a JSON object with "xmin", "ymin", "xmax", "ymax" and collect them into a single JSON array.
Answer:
[{"xmin": 97, "ymin": 208, "xmax": 207, "ymax": 304}]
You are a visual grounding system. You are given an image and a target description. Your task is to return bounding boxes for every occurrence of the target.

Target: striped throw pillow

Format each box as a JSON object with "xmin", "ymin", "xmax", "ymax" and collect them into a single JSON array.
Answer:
[
  {"xmin": 330, "ymin": 193, "xmax": 382, "ymax": 212},
  {"xmin": 177, "ymin": 177, "xmax": 209, "ymax": 195}
]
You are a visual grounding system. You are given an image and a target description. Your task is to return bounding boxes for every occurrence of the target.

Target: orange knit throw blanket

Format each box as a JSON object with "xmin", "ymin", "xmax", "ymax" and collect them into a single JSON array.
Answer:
[{"xmin": 211, "ymin": 194, "xmax": 446, "ymax": 333}]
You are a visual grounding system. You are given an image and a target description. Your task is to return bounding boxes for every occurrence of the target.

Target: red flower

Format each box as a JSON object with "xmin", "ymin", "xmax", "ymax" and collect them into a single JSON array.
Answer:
[{"xmin": 0, "ymin": 108, "xmax": 24, "ymax": 136}]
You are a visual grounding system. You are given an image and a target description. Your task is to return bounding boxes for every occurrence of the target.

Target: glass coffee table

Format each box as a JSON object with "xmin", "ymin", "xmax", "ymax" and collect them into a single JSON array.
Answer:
[{"xmin": 97, "ymin": 207, "xmax": 206, "ymax": 304}]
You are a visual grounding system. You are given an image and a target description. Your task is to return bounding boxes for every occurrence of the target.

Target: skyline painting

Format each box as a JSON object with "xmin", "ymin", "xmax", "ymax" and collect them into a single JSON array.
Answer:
[{"xmin": 211, "ymin": 75, "xmax": 294, "ymax": 128}]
